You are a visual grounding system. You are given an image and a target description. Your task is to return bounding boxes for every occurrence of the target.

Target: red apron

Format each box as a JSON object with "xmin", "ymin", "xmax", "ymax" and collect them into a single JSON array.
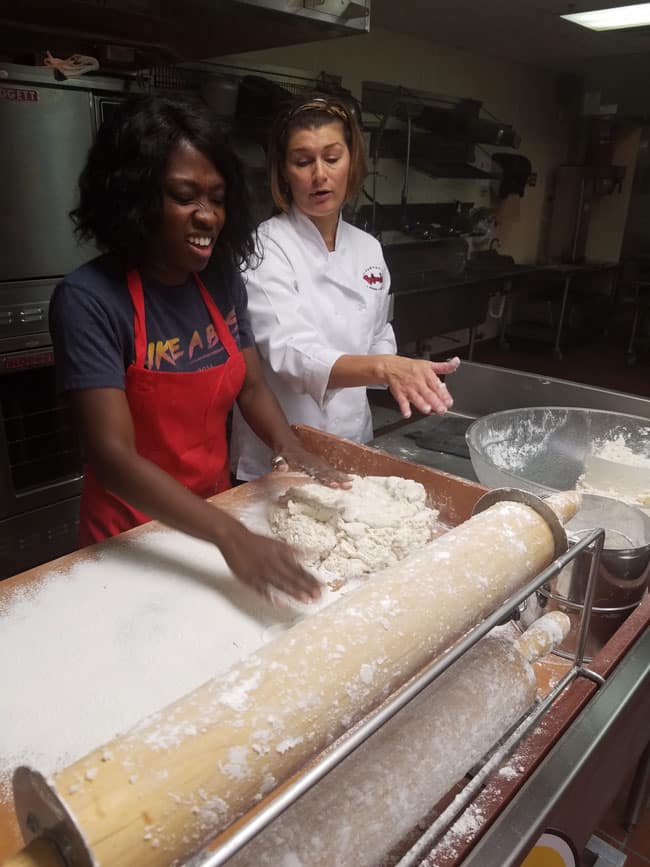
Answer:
[{"xmin": 78, "ymin": 268, "xmax": 246, "ymax": 546}]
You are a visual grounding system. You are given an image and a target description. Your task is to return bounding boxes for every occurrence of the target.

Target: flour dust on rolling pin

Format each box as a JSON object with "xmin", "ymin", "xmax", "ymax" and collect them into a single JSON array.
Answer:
[
  {"xmin": 192, "ymin": 613, "xmax": 574, "ymax": 867},
  {"xmin": 8, "ymin": 492, "xmax": 579, "ymax": 867}
]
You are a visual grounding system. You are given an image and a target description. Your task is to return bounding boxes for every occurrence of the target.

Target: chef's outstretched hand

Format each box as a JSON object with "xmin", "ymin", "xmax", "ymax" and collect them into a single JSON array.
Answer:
[
  {"xmin": 220, "ymin": 523, "xmax": 322, "ymax": 604},
  {"xmin": 384, "ymin": 355, "xmax": 460, "ymax": 419},
  {"xmin": 271, "ymin": 444, "xmax": 352, "ymax": 489}
]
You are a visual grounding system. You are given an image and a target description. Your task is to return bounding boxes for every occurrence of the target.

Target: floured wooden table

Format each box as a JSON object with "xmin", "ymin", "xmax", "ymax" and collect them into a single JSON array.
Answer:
[
  {"xmin": 1, "ymin": 427, "xmax": 648, "ymax": 866},
  {"xmin": 0, "ymin": 472, "xmax": 327, "ymax": 862}
]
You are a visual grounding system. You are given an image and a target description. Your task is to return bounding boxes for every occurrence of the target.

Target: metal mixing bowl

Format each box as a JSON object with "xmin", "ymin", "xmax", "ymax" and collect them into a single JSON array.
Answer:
[
  {"xmin": 517, "ymin": 493, "xmax": 650, "ymax": 659},
  {"xmin": 465, "ymin": 407, "xmax": 650, "ymax": 496}
]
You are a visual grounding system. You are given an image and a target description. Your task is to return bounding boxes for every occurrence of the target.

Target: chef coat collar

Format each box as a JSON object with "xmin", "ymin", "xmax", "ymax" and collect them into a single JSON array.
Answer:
[{"xmin": 289, "ymin": 205, "xmax": 343, "ymax": 255}]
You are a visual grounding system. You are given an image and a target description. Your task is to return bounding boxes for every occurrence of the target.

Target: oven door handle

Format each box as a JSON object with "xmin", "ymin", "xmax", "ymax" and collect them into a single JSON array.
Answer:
[{"xmin": 18, "ymin": 307, "xmax": 45, "ymax": 323}]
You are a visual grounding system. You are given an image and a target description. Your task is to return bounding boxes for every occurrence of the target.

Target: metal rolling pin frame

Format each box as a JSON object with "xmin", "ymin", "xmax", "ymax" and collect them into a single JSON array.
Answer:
[
  {"xmin": 191, "ymin": 490, "xmax": 607, "ymax": 867},
  {"xmin": 396, "ymin": 523, "xmax": 606, "ymax": 867},
  {"xmin": 15, "ymin": 489, "xmax": 607, "ymax": 867}
]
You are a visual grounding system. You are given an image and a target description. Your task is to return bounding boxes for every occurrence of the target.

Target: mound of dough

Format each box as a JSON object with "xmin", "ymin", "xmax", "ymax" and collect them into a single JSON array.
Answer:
[{"xmin": 269, "ymin": 475, "xmax": 440, "ymax": 580}]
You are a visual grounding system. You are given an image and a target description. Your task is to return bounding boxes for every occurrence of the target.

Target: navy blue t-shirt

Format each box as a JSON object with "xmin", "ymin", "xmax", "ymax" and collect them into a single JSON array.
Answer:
[{"xmin": 50, "ymin": 252, "xmax": 254, "ymax": 393}]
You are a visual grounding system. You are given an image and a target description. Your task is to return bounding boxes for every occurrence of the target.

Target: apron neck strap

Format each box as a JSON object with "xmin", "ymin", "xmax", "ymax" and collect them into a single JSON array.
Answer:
[{"xmin": 126, "ymin": 268, "xmax": 240, "ymax": 368}]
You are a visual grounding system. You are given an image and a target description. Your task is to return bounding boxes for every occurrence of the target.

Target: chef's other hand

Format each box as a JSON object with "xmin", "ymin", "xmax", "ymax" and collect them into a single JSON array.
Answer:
[
  {"xmin": 272, "ymin": 445, "xmax": 352, "ymax": 489},
  {"xmin": 220, "ymin": 523, "xmax": 321, "ymax": 604},
  {"xmin": 384, "ymin": 356, "xmax": 460, "ymax": 419}
]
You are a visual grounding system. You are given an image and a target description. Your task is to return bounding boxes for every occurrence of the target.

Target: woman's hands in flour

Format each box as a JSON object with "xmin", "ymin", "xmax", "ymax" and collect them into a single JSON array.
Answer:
[
  {"xmin": 217, "ymin": 518, "xmax": 322, "ymax": 604},
  {"xmin": 382, "ymin": 356, "xmax": 460, "ymax": 419}
]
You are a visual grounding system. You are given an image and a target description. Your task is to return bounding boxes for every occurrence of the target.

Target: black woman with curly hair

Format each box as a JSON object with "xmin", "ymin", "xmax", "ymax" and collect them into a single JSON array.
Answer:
[{"xmin": 50, "ymin": 94, "xmax": 342, "ymax": 602}]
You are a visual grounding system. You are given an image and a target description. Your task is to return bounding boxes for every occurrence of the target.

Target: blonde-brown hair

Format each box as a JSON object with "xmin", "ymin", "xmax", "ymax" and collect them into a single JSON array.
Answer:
[{"xmin": 268, "ymin": 94, "xmax": 367, "ymax": 213}]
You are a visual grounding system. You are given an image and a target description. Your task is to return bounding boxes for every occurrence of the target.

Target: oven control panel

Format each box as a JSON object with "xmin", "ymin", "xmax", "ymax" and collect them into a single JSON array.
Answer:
[{"xmin": 0, "ymin": 278, "xmax": 57, "ymax": 355}]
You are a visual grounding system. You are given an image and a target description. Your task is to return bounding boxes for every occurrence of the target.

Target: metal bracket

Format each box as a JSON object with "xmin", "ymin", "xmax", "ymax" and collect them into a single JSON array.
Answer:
[
  {"xmin": 578, "ymin": 666, "xmax": 606, "ymax": 687},
  {"xmin": 13, "ymin": 767, "xmax": 96, "ymax": 867}
]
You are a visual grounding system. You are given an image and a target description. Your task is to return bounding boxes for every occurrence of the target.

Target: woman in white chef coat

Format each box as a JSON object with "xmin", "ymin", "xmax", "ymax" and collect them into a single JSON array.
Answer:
[{"xmin": 231, "ymin": 95, "xmax": 460, "ymax": 481}]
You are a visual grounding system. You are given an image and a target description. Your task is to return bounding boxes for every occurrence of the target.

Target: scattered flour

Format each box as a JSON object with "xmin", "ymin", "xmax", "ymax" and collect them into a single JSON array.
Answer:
[
  {"xmin": 483, "ymin": 414, "xmax": 560, "ymax": 473},
  {"xmin": 227, "ymin": 636, "xmax": 535, "ymax": 867},
  {"xmin": 593, "ymin": 435, "xmax": 650, "ymax": 466},
  {"xmin": 578, "ymin": 434, "xmax": 650, "ymax": 507},
  {"xmin": 269, "ymin": 475, "xmax": 441, "ymax": 580},
  {"xmin": 0, "ymin": 526, "xmax": 303, "ymax": 808},
  {"xmin": 497, "ymin": 764, "xmax": 521, "ymax": 782},
  {"xmin": 0, "ymin": 480, "xmax": 447, "ymax": 853}
]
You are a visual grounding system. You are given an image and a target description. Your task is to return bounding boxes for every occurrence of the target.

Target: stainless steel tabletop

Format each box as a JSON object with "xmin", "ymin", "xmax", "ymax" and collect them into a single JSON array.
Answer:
[
  {"xmin": 370, "ymin": 361, "xmax": 650, "ymax": 481},
  {"xmin": 371, "ymin": 411, "xmax": 478, "ymax": 481},
  {"xmin": 368, "ymin": 360, "xmax": 650, "ymax": 865}
]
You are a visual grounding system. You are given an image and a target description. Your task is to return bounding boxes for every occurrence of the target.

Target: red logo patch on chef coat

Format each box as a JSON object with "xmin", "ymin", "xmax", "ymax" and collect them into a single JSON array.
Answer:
[{"xmin": 363, "ymin": 266, "xmax": 384, "ymax": 289}]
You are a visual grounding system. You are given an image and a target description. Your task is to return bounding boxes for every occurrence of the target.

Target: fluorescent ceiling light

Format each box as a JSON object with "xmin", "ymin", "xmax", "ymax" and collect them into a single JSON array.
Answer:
[{"xmin": 562, "ymin": 2, "xmax": 650, "ymax": 30}]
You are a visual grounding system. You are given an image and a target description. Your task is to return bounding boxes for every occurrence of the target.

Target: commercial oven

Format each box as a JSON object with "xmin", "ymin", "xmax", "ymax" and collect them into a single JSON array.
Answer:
[
  {"xmin": 0, "ymin": 278, "xmax": 85, "ymax": 577},
  {"xmin": 0, "ymin": 65, "xmax": 133, "ymax": 577}
]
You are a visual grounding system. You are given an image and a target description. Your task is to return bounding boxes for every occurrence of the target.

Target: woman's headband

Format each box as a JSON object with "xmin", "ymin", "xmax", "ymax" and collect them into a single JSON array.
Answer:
[{"xmin": 284, "ymin": 97, "xmax": 350, "ymax": 128}]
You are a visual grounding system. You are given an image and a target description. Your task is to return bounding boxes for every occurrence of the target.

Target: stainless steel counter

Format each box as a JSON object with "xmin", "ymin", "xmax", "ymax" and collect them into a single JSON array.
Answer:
[
  {"xmin": 370, "ymin": 361, "xmax": 650, "ymax": 480},
  {"xmin": 369, "ymin": 361, "xmax": 650, "ymax": 865},
  {"xmin": 447, "ymin": 360, "xmax": 650, "ymax": 418},
  {"xmin": 372, "ymin": 411, "xmax": 478, "ymax": 481}
]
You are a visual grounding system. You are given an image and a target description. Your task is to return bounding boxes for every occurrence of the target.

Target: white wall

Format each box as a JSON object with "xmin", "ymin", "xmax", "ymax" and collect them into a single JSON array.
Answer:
[{"xmin": 221, "ymin": 26, "xmax": 571, "ymax": 264}]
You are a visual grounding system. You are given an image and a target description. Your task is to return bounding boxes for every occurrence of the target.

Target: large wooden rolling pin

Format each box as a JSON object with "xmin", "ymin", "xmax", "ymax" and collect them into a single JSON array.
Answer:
[
  {"xmin": 228, "ymin": 612, "xmax": 571, "ymax": 867},
  {"xmin": 7, "ymin": 490, "xmax": 579, "ymax": 867}
]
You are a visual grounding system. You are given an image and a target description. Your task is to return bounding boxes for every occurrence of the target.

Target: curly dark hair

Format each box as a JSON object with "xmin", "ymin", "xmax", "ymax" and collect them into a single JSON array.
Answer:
[{"xmin": 71, "ymin": 94, "xmax": 258, "ymax": 271}]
